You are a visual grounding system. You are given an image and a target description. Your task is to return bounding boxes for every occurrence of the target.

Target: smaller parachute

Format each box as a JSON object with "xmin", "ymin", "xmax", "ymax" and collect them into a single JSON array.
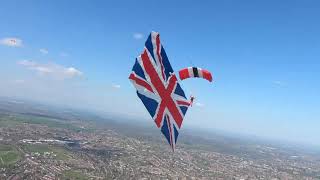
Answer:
[{"xmin": 178, "ymin": 67, "xmax": 213, "ymax": 82}]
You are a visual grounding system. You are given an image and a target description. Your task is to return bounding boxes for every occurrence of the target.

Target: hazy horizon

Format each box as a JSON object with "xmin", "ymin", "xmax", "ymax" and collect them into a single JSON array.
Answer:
[{"xmin": 1, "ymin": 95, "xmax": 319, "ymax": 151}]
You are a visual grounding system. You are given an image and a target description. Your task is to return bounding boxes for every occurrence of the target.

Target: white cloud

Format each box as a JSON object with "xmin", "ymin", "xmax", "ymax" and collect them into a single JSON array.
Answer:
[
  {"xmin": 65, "ymin": 67, "xmax": 82, "ymax": 77},
  {"xmin": 112, "ymin": 84, "xmax": 121, "ymax": 89},
  {"xmin": 40, "ymin": 48, "xmax": 48, "ymax": 55},
  {"xmin": 60, "ymin": 52, "xmax": 69, "ymax": 57},
  {"xmin": 17, "ymin": 60, "xmax": 83, "ymax": 79},
  {"xmin": 133, "ymin": 33, "xmax": 143, "ymax": 40},
  {"xmin": 13, "ymin": 79, "xmax": 25, "ymax": 84},
  {"xmin": 272, "ymin": 81, "xmax": 286, "ymax": 87},
  {"xmin": 195, "ymin": 102, "xmax": 205, "ymax": 107},
  {"xmin": 0, "ymin": 37, "xmax": 23, "ymax": 47}
]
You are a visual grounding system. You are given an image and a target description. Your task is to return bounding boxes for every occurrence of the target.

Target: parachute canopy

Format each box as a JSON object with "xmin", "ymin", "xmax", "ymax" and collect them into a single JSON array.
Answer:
[{"xmin": 178, "ymin": 67, "xmax": 213, "ymax": 82}]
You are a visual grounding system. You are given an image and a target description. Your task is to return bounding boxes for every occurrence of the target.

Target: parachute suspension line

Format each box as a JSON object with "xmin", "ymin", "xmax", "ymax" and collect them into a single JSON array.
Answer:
[{"xmin": 178, "ymin": 66, "xmax": 213, "ymax": 105}]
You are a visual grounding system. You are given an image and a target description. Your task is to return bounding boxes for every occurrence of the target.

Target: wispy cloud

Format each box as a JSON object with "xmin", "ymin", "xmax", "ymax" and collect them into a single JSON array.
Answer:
[
  {"xmin": 60, "ymin": 52, "xmax": 69, "ymax": 57},
  {"xmin": 133, "ymin": 33, "xmax": 143, "ymax": 40},
  {"xmin": 13, "ymin": 79, "xmax": 25, "ymax": 84},
  {"xmin": 272, "ymin": 80, "xmax": 286, "ymax": 87},
  {"xmin": 112, "ymin": 84, "xmax": 121, "ymax": 89},
  {"xmin": 195, "ymin": 102, "xmax": 205, "ymax": 107},
  {"xmin": 40, "ymin": 48, "xmax": 48, "ymax": 55},
  {"xmin": 0, "ymin": 37, "xmax": 23, "ymax": 47},
  {"xmin": 17, "ymin": 60, "xmax": 82, "ymax": 79}
]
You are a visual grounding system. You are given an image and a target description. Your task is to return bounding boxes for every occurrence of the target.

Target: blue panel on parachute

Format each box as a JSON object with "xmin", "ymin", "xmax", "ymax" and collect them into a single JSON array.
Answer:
[
  {"xmin": 145, "ymin": 34, "xmax": 157, "ymax": 64},
  {"xmin": 179, "ymin": 106, "xmax": 188, "ymax": 116},
  {"xmin": 137, "ymin": 91, "xmax": 158, "ymax": 118},
  {"xmin": 132, "ymin": 58, "xmax": 146, "ymax": 80},
  {"xmin": 174, "ymin": 83, "xmax": 187, "ymax": 99},
  {"xmin": 161, "ymin": 116, "xmax": 171, "ymax": 144},
  {"xmin": 160, "ymin": 46, "xmax": 174, "ymax": 76}
]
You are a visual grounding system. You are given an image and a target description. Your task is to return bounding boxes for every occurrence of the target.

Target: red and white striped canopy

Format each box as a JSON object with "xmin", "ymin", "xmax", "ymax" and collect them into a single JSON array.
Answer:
[{"xmin": 178, "ymin": 67, "xmax": 213, "ymax": 82}]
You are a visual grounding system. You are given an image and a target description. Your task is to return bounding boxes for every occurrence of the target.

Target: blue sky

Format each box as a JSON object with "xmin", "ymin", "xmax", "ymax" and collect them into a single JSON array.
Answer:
[{"xmin": 0, "ymin": 0, "xmax": 319, "ymax": 146}]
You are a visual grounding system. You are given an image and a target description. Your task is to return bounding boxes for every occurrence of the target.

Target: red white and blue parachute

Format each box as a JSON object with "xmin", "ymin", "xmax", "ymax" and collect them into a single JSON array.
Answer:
[
  {"xmin": 129, "ymin": 32, "xmax": 213, "ymax": 151},
  {"xmin": 129, "ymin": 32, "xmax": 190, "ymax": 151}
]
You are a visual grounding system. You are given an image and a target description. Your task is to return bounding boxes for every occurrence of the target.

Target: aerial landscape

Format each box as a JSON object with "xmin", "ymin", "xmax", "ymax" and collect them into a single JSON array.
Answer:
[
  {"xmin": 1, "ymin": 0, "xmax": 320, "ymax": 179},
  {"xmin": 1, "ymin": 97, "xmax": 320, "ymax": 179}
]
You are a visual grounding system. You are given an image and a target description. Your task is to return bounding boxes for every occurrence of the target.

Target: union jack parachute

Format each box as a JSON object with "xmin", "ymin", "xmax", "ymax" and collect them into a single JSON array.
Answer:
[{"xmin": 129, "ymin": 32, "xmax": 191, "ymax": 151}]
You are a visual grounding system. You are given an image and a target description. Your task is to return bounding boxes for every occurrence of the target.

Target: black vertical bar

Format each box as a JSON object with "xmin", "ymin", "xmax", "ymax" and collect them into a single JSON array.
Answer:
[{"xmin": 192, "ymin": 67, "xmax": 199, "ymax": 77}]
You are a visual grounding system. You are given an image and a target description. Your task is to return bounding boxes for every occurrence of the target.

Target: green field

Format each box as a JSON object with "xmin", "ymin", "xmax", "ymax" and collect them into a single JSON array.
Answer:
[
  {"xmin": 0, "ymin": 114, "xmax": 83, "ymax": 132},
  {"xmin": 60, "ymin": 170, "xmax": 89, "ymax": 180},
  {"xmin": 23, "ymin": 144, "xmax": 71, "ymax": 160},
  {"xmin": 0, "ymin": 115, "xmax": 21, "ymax": 127},
  {"xmin": 0, "ymin": 145, "xmax": 21, "ymax": 167}
]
